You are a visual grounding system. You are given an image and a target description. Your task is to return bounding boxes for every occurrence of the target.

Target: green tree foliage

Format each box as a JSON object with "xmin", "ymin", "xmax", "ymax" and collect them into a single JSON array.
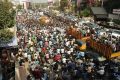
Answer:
[
  {"xmin": 81, "ymin": 8, "xmax": 90, "ymax": 17},
  {"xmin": 17, "ymin": 4, "xmax": 22, "ymax": 11},
  {"xmin": 0, "ymin": 0, "xmax": 16, "ymax": 29},
  {"xmin": 0, "ymin": 0, "xmax": 15, "ymax": 42},
  {"xmin": 0, "ymin": 29, "xmax": 14, "ymax": 43},
  {"xmin": 60, "ymin": 0, "xmax": 68, "ymax": 11}
]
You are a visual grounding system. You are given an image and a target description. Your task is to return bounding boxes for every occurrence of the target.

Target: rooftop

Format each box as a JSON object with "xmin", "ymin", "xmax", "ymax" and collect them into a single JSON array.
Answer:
[{"xmin": 91, "ymin": 7, "xmax": 107, "ymax": 15}]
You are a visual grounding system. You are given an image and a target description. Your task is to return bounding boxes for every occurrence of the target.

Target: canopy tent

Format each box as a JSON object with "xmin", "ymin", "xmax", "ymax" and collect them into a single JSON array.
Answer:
[
  {"xmin": 91, "ymin": 7, "xmax": 107, "ymax": 15},
  {"xmin": 0, "ymin": 36, "xmax": 18, "ymax": 48},
  {"xmin": 0, "ymin": 26, "xmax": 18, "ymax": 48},
  {"xmin": 91, "ymin": 7, "xmax": 108, "ymax": 21}
]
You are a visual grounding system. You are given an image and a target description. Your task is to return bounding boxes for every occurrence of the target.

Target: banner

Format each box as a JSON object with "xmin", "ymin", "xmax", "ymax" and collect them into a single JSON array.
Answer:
[{"xmin": 113, "ymin": 9, "xmax": 120, "ymax": 14}]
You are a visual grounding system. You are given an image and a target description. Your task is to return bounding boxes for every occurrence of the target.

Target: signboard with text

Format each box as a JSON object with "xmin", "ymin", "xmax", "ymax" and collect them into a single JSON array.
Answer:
[{"xmin": 113, "ymin": 9, "xmax": 120, "ymax": 14}]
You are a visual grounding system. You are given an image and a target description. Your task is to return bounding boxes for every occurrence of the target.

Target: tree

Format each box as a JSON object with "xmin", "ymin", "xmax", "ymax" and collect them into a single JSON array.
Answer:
[
  {"xmin": 81, "ymin": 8, "xmax": 90, "ymax": 17},
  {"xmin": 0, "ymin": 0, "xmax": 15, "ymax": 29},
  {"xmin": 17, "ymin": 4, "xmax": 22, "ymax": 11},
  {"xmin": 60, "ymin": 0, "xmax": 68, "ymax": 11},
  {"xmin": 74, "ymin": 0, "xmax": 88, "ymax": 15},
  {"xmin": 0, "ymin": 0, "xmax": 15, "ymax": 42},
  {"xmin": 0, "ymin": 29, "xmax": 14, "ymax": 43}
]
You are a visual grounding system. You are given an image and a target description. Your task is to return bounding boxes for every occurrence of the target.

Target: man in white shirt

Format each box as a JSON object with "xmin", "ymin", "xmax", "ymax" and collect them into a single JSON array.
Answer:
[
  {"xmin": 61, "ymin": 48, "xmax": 64, "ymax": 54},
  {"xmin": 66, "ymin": 41, "xmax": 70, "ymax": 47},
  {"xmin": 62, "ymin": 58, "xmax": 67, "ymax": 63},
  {"xmin": 57, "ymin": 49, "xmax": 60, "ymax": 54},
  {"xmin": 70, "ymin": 47, "xmax": 74, "ymax": 53},
  {"xmin": 67, "ymin": 50, "xmax": 71, "ymax": 55},
  {"xmin": 49, "ymin": 41, "xmax": 52, "ymax": 47},
  {"xmin": 80, "ymin": 52, "xmax": 85, "ymax": 57},
  {"xmin": 24, "ymin": 52, "xmax": 28, "ymax": 61},
  {"xmin": 27, "ymin": 54, "xmax": 31, "ymax": 61},
  {"xmin": 97, "ymin": 68, "xmax": 105, "ymax": 75},
  {"xmin": 65, "ymin": 38, "xmax": 67, "ymax": 42}
]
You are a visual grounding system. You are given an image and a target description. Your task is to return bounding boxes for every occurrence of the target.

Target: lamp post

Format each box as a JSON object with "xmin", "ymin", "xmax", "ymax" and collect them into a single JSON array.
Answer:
[
  {"xmin": 101, "ymin": 0, "xmax": 103, "ymax": 7},
  {"xmin": 59, "ymin": 0, "xmax": 61, "ymax": 7},
  {"xmin": 99, "ymin": 0, "xmax": 104, "ymax": 7}
]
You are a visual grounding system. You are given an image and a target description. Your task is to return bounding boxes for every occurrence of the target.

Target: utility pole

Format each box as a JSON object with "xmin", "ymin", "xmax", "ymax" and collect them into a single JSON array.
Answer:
[
  {"xmin": 59, "ymin": 0, "xmax": 61, "ymax": 7},
  {"xmin": 101, "ymin": 0, "xmax": 104, "ymax": 7}
]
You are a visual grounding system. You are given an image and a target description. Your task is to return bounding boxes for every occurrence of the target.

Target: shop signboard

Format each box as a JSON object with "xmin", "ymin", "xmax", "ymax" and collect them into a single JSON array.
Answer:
[
  {"xmin": 113, "ymin": 9, "xmax": 120, "ymax": 19},
  {"xmin": 113, "ymin": 9, "xmax": 120, "ymax": 14}
]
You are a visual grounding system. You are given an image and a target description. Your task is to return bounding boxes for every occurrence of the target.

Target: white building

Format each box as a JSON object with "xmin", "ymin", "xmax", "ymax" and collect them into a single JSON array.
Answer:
[
  {"xmin": 11, "ymin": 0, "xmax": 31, "ymax": 10},
  {"xmin": 19, "ymin": 0, "xmax": 31, "ymax": 10}
]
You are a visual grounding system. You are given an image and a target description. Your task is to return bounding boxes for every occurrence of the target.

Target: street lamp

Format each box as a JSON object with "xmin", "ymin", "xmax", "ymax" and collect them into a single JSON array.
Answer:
[
  {"xmin": 59, "ymin": 0, "xmax": 61, "ymax": 7},
  {"xmin": 101, "ymin": 0, "xmax": 104, "ymax": 7}
]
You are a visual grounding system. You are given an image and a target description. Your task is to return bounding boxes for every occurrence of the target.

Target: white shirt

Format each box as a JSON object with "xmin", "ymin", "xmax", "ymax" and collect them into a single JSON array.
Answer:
[
  {"xmin": 28, "ymin": 54, "xmax": 31, "ymax": 61},
  {"xmin": 87, "ymin": 29, "xmax": 90, "ymax": 33},
  {"xmin": 24, "ymin": 53, "xmax": 28, "ymax": 58},
  {"xmin": 97, "ymin": 69, "xmax": 104, "ymax": 75},
  {"xmin": 67, "ymin": 51, "xmax": 71, "ymax": 55},
  {"xmin": 49, "ymin": 49, "xmax": 53, "ymax": 54},
  {"xmin": 62, "ymin": 58, "xmax": 67, "ymax": 63},
  {"xmin": 70, "ymin": 48, "xmax": 73, "ymax": 53},
  {"xmin": 61, "ymin": 49, "xmax": 64, "ymax": 53},
  {"xmin": 57, "ymin": 49, "xmax": 60, "ymax": 53},
  {"xmin": 30, "ymin": 47, "xmax": 34, "ymax": 52},
  {"xmin": 65, "ymin": 38, "xmax": 67, "ymax": 42},
  {"xmin": 45, "ymin": 37, "xmax": 48, "ymax": 41},
  {"xmin": 80, "ymin": 52, "xmax": 85, "ymax": 57},
  {"xmin": 70, "ymin": 41, "xmax": 74, "ymax": 45},
  {"xmin": 46, "ymin": 54, "xmax": 49, "ymax": 58},
  {"xmin": 49, "ymin": 41, "xmax": 52, "ymax": 46},
  {"xmin": 66, "ymin": 41, "xmax": 70, "ymax": 46}
]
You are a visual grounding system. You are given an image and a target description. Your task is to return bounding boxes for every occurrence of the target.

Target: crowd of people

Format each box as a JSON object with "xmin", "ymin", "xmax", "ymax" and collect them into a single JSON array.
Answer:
[
  {"xmin": 16, "ymin": 10, "xmax": 120, "ymax": 80},
  {"xmin": 91, "ymin": 28, "xmax": 120, "ymax": 52},
  {"xmin": 76, "ymin": 21, "xmax": 120, "ymax": 52}
]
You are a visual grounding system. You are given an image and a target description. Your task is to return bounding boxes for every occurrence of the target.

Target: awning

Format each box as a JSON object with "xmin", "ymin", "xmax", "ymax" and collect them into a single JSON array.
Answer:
[
  {"xmin": 96, "ymin": 15, "xmax": 108, "ymax": 19},
  {"xmin": 91, "ymin": 7, "xmax": 108, "ymax": 19},
  {"xmin": 0, "ymin": 36, "xmax": 18, "ymax": 48},
  {"xmin": 91, "ymin": 7, "xmax": 107, "ymax": 15}
]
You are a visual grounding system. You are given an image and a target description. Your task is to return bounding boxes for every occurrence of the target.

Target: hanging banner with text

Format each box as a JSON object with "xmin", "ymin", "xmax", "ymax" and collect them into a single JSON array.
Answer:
[{"xmin": 113, "ymin": 9, "xmax": 120, "ymax": 14}]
